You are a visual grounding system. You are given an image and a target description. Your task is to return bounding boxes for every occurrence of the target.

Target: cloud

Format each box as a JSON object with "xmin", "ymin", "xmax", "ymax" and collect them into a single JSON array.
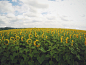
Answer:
[
  {"xmin": 60, "ymin": 16, "xmax": 68, "ymax": 21},
  {"xmin": 12, "ymin": 0, "xmax": 17, "ymax": 2},
  {"xmin": 13, "ymin": 4, "xmax": 37, "ymax": 16},
  {"xmin": 6, "ymin": 13, "xmax": 15, "ymax": 18},
  {"xmin": 29, "ymin": 6, "xmax": 37, "ymax": 13},
  {"xmin": 47, "ymin": 16, "xmax": 56, "ymax": 20},
  {"xmin": 0, "ymin": 15, "xmax": 8, "ymax": 24},
  {"xmin": 81, "ymin": 14, "xmax": 85, "ymax": 17},
  {"xmin": 41, "ymin": 12, "xmax": 48, "ymax": 15},
  {"xmin": 0, "ymin": 1, "xmax": 14, "ymax": 13},
  {"xmin": 16, "ymin": 15, "xmax": 24, "ymax": 20},
  {"xmin": 24, "ymin": 14, "xmax": 36, "ymax": 17},
  {"xmin": 23, "ymin": 12, "xmax": 37, "ymax": 17},
  {"xmin": 48, "ymin": 0, "xmax": 56, "ymax": 1},
  {"xmin": 19, "ymin": 0, "xmax": 48, "ymax": 8},
  {"xmin": 61, "ymin": 0, "xmax": 64, "ymax": 1},
  {"xmin": 13, "ymin": 4, "xmax": 29, "ymax": 14}
]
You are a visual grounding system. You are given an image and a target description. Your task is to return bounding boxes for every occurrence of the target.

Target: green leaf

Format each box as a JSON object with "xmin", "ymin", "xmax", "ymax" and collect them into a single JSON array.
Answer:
[
  {"xmin": 50, "ymin": 51, "xmax": 54, "ymax": 56},
  {"xmin": 24, "ymin": 49, "xmax": 29, "ymax": 52},
  {"xmin": 57, "ymin": 44, "xmax": 60, "ymax": 46},
  {"xmin": 52, "ymin": 45, "xmax": 57, "ymax": 50},
  {"xmin": 4, "ymin": 52, "xmax": 10, "ymax": 57},
  {"xmin": 29, "ymin": 53, "xmax": 33, "ymax": 57},
  {"xmin": 13, "ymin": 52, "xmax": 18, "ymax": 57},
  {"xmin": 39, "ymin": 47, "xmax": 46, "ymax": 53},
  {"xmin": 19, "ymin": 49, "xmax": 23, "ymax": 53},
  {"xmin": 11, "ymin": 48, "xmax": 16, "ymax": 51},
  {"xmin": 20, "ymin": 59, "xmax": 25, "ymax": 65},
  {"xmin": 71, "ymin": 50, "xmax": 77, "ymax": 54},
  {"xmin": 22, "ymin": 54, "xmax": 27, "ymax": 61},
  {"xmin": 76, "ymin": 54, "xmax": 80, "ymax": 60},
  {"xmin": 33, "ymin": 49, "xmax": 39, "ymax": 53},
  {"xmin": 23, "ymin": 44, "xmax": 25, "ymax": 45},
  {"xmin": 46, "ymin": 54, "xmax": 51, "ymax": 57},
  {"xmin": 10, "ymin": 55, "xmax": 14, "ymax": 61},
  {"xmin": 29, "ymin": 44, "xmax": 32, "ymax": 47},
  {"xmin": 15, "ymin": 46, "xmax": 19, "ymax": 50},
  {"xmin": 11, "ymin": 59, "xmax": 17, "ymax": 63},
  {"xmin": 37, "ymin": 55, "xmax": 45, "ymax": 64},
  {"xmin": 54, "ymin": 55, "xmax": 60, "ymax": 62},
  {"xmin": 47, "ymin": 48, "xmax": 51, "ymax": 51},
  {"xmin": 49, "ymin": 61, "xmax": 54, "ymax": 65},
  {"xmin": 0, "ymin": 49, "xmax": 4, "ymax": 53},
  {"xmin": 7, "ymin": 46, "xmax": 11, "ymax": 50},
  {"xmin": 48, "ymin": 46, "xmax": 51, "ymax": 48},
  {"xmin": 1, "ymin": 56, "xmax": 7, "ymax": 62},
  {"xmin": 26, "ymin": 46, "xmax": 29, "ymax": 48},
  {"xmin": 45, "ymin": 43, "xmax": 48, "ymax": 46},
  {"xmin": 10, "ymin": 44, "xmax": 15, "ymax": 47},
  {"xmin": 28, "ymin": 61, "xmax": 34, "ymax": 65},
  {"xmin": 46, "ymin": 63, "xmax": 49, "ymax": 65},
  {"xmin": 52, "ymin": 50, "xmax": 57, "ymax": 53},
  {"xmin": 31, "ymin": 46, "xmax": 36, "ymax": 49},
  {"xmin": 52, "ymin": 39, "xmax": 57, "ymax": 42},
  {"xmin": 2, "ymin": 45, "xmax": 6, "ymax": 48}
]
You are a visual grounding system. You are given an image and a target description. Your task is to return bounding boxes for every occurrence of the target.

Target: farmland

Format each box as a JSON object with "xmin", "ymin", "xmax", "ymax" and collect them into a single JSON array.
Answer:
[{"xmin": 0, "ymin": 28, "xmax": 86, "ymax": 65}]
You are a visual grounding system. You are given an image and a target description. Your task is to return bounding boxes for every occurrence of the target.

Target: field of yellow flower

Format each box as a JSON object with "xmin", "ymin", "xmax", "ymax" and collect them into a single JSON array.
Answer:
[{"xmin": 0, "ymin": 28, "xmax": 86, "ymax": 65}]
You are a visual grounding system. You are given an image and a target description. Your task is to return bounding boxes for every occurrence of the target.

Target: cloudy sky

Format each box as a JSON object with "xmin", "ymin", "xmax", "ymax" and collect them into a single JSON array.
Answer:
[{"xmin": 0, "ymin": 0, "xmax": 86, "ymax": 30}]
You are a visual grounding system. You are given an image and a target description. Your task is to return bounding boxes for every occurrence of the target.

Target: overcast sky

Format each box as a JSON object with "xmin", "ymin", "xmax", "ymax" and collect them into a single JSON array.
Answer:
[{"xmin": 0, "ymin": 0, "xmax": 86, "ymax": 30}]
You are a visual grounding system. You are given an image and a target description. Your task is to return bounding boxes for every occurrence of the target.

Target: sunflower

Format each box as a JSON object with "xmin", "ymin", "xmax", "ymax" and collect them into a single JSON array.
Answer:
[
  {"xmin": 46, "ymin": 36, "xmax": 48, "ymax": 39},
  {"xmin": 71, "ymin": 40, "xmax": 74, "ymax": 46},
  {"xmin": 29, "ymin": 34, "xmax": 33, "ymax": 38},
  {"xmin": 26, "ymin": 39, "xmax": 32, "ymax": 44},
  {"xmin": 16, "ymin": 36, "xmax": 20, "ymax": 40},
  {"xmin": 61, "ymin": 36, "xmax": 63, "ymax": 43},
  {"xmin": 10, "ymin": 37, "xmax": 15, "ymax": 40},
  {"xmin": 70, "ymin": 35, "xmax": 71, "ymax": 39},
  {"xmin": 42, "ymin": 33, "xmax": 44, "ymax": 38},
  {"xmin": 4, "ymin": 39, "xmax": 9, "ymax": 45},
  {"xmin": 21, "ymin": 36, "xmax": 24, "ymax": 41},
  {"xmin": 80, "ymin": 36, "xmax": 81, "ymax": 39},
  {"xmin": 84, "ymin": 33, "xmax": 86, "ymax": 35},
  {"xmin": 20, "ymin": 32, "xmax": 22, "ymax": 35},
  {"xmin": 0, "ymin": 34, "xmax": 2, "ymax": 36},
  {"xmin": 64, "ymin": 33, "xmax": 65, "ymax": 37},
  {"xmin": 34, "ymin": 40, "xmax": 40, "ymax": 47},
  {"xmin": 66, "ymin": 37, "xmax": 69, "ymax": 43}
]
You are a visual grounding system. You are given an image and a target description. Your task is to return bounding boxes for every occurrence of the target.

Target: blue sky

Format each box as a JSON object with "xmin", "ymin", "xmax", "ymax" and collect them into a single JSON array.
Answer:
[{"xmin": 0, "ymin": 0, "xmax": 86, "ymax": 30}]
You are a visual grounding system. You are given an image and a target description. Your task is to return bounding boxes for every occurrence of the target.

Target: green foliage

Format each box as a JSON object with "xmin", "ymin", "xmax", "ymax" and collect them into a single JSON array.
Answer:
[{"xmin": 0, "ymin": 28, "xmax": 86, "ymax": 65}]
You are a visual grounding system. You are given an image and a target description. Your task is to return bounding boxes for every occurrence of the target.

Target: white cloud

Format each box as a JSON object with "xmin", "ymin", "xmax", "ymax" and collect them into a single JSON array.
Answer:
[
  {"xmin": 12, "ymin": 0, "xmax": 17, "ymax": 2},
  {"xmin": 19, "ymin": 0, "xmax": 48, "ymax": 8},
  {"xmin": 6, "ymin": 13, "xmax": 15, "ymax": 18},
  {"xmin": 23, "ymin": 12, "xmax": 37, "ymax": 17},
  {"xmin": 0, "ymin": 1, "xmax": 14, "ymax": 13},
  {"xmin": 17, "ymin": 15, "xmax": 24, "ymax": 20}
]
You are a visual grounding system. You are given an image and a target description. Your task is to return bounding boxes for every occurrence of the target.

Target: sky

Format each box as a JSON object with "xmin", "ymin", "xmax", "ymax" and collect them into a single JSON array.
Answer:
[{"xmin": 0, "ymin": 0, "xmax": 86, "ymax": 30}]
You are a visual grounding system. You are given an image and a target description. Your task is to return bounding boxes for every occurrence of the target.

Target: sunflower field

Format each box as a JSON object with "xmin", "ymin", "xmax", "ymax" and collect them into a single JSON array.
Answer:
[{"xmin": 0, "ymin": 28, "xmax": 86, "ymax": 65}]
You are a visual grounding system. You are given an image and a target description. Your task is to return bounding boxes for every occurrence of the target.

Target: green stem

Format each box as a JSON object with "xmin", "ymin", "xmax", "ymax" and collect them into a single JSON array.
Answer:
[
  {"xmin": 26, "ymin": 52, "xmax": 27, "ymax": 55},
  {"xmin": 51, "ymin": 42, "xmax": 52, "ymax": 61},
  {"xmin": 44, "ymin": 39, "xmax": 45, "ymax": 46},
  {"xmin": 30, "ymin": 47, "xmax": 32, "ymax": 62},
  {"xmin": 17, "ymin": 44, "xmax": 20, "ymax": 63},
  {"xmin": 73, "ymin": 59, "xmax": 74, "ymax": 65},
  {"xmin": 51, "ymin": 56, "xmax": 52, "ymax": 61},
  {"xmin": 17, "ymin": 49, "xmax": 20, "ymax": 63}
]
